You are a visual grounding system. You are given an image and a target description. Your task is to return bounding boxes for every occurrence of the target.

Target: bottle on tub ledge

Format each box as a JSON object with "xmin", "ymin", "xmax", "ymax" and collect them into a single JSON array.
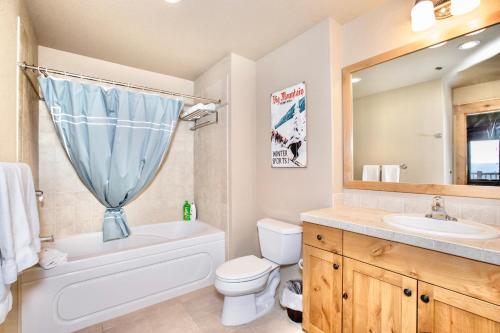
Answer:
[
  {"xmin": 183, "ymin": 200, "xmax": 191, "ymax": 222},
  {"xmin": 190, "ymin": 201, "xmax": 197, "ymax": 222}
]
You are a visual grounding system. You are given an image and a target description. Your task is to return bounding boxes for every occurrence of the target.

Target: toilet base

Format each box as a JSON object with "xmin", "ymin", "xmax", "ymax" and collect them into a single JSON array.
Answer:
[{"xmin": 220, "ymin": 269, "xmax": 280, "ymax": 326}]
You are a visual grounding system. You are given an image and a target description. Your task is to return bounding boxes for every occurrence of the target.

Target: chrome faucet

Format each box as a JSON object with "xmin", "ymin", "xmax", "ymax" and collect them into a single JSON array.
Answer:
[{"xmin": 425, "ymin": 196, "xmax": 457, "ymax": 221}]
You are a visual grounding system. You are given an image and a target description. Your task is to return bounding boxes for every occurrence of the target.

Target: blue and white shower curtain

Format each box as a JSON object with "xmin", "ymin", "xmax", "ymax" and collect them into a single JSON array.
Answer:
[{"xmin": 38, "ymin": 76, "xmax": 183, "ymax": 241}]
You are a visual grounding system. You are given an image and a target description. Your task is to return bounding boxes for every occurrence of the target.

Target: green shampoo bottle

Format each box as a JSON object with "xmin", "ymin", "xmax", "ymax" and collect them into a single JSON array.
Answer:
[{"xmin": 183, "ymin": 200, "xmax": 191, "ymax": 221}]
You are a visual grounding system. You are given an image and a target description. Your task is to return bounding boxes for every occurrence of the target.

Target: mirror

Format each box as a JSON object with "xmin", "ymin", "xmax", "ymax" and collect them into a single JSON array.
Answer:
[{"xmin": 350, "ymin": 23, "xmax": 500, "ymax": 187}]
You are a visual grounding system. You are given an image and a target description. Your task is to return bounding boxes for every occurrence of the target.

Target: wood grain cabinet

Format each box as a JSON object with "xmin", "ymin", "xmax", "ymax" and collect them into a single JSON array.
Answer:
[
  {"xmin": 418, "ymin": 282, "xmax": 500, "ymax": 333},
  {"xmin": 303, "ymin": 245, "xmax": 342, "ymax": 333},
  {"xmin": 342, "ymin": 258, "xmax": 417, "ymax": 333},
  {"xmin": 302, "ymin": 222, "xmax": 500, "ymax": 333}
]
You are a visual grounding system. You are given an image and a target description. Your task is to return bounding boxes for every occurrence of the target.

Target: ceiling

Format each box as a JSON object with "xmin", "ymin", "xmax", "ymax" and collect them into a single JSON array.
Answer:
[
  {"xmin": 25, "ymin": 0, "xmax": 387, "ymax": 80},
  {"xmin": 353, "ymin": 23, "xmax": 500, "ymax": 98}
]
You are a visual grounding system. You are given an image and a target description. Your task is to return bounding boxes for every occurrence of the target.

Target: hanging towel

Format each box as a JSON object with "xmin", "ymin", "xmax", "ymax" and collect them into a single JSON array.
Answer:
[
  {"xmin": 382, "ymin": 165, "xmax": 401, "ymax": 183},
  {"xmin": 362, "ymin": 165, "xmax": 380, "ymax": 181},
  {"xmin": 0, "ymin": 163, "xmax": 40, "ymax": 324},
  {"xmin": 39, "ymin": 248, "xmax": 67, "ymax": 270}
]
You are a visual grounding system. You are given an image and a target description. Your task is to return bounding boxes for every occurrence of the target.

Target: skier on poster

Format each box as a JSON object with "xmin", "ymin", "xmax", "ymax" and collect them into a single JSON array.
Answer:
[{"xmin": 286, "ymin": 103, "xmax": 306, "ymax": 165}]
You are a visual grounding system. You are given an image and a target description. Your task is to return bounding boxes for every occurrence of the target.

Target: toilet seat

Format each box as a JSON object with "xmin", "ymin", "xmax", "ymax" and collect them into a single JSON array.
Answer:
[{"xmin": 216, "ymin": 255, "xmax": 273, "ymax": 283}]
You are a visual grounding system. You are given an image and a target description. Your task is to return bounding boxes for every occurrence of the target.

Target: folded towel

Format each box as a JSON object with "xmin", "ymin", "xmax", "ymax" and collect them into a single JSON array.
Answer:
[
  {"xmin": 0, "ymin": 163, "xmax": 40, "ymax": 323},
  {"xmin": 382, "ymin": 165, "xmax": 401, "ymax": 183},
  {"xmin": 181, "ymin": 103, "xmax": 217, "ymax": 117},
  {"xmin": 362, "ymin": 165, "xmax": 380, "ymax": 181},
  {"xmin": 39, "ymin": 248, "xmax": 67, "ymax": 270}
]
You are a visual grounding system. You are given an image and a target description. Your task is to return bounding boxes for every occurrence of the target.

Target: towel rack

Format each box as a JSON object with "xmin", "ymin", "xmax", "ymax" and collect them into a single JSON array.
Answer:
[{"xmin": 179, "ymin": 108, "xmax": 218, "ymax": 131}]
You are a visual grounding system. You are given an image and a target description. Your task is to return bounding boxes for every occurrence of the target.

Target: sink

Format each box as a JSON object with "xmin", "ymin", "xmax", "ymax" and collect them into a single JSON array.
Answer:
[{"xmin": 383, "ymin": 214, "xmax": 500, "ymax": 240}]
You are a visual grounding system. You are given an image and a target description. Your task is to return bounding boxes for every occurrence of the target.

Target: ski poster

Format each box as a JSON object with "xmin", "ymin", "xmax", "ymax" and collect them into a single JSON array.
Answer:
[{"xmin": 271, "ymin": 82, "xmax": 307, "ymax": 168}]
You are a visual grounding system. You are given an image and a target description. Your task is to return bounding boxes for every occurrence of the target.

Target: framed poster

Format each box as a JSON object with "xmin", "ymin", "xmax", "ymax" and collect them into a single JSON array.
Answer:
[{"xmin": 271, "ymin": 82, "xmax": 307, "ymax": 168}]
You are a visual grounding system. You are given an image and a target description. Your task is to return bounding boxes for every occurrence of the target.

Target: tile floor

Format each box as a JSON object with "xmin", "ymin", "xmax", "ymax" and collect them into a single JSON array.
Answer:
[{"xmin": 76, "ymin": 286, "xmax": 303, "ymax": 333}]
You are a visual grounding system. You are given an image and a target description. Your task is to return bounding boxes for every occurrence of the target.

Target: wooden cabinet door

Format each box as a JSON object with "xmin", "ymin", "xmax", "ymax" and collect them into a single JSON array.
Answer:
[
  {"xmin": 303, "ymin": 245, "xmax": 342, "ymax": 333},
  {"xmin": 342, "ymin": 257, "xmax": 417, "ymax": 333},
  {"xmin": 418, "ymin": 282, "xmax": 500, "ymax": 333}
]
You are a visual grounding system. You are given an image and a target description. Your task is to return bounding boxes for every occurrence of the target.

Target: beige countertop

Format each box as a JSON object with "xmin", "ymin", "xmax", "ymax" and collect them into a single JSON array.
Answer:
[{"xmin": 300, "ymin": 206, "xmax": 500, "ymax": 265}]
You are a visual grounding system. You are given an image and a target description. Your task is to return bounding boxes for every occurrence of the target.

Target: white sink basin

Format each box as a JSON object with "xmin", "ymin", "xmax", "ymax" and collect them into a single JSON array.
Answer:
[{"xmin": 383, "ymin": 214, "xmax": 500, "ymax": 240}]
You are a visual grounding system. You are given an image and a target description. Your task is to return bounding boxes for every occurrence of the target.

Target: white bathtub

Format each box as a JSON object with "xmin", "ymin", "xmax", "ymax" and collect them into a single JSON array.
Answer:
[{"xmin": 20, "ymin": 221, "xmax": 225, "ymax": 333}]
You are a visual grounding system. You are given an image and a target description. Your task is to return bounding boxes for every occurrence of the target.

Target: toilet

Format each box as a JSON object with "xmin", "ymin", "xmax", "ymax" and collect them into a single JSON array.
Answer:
[{"xmin": 215, "ymin": 218, "xmax": 302, "ymax": 326}]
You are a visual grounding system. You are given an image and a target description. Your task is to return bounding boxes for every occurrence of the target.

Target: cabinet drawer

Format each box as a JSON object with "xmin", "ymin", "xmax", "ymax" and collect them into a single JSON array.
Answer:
[
  {"xmin": 303, "ymin": 222, "xmax": 342, "ymax": 254},
  {"xmin": 343, "ymin": 231, "xmax": 500, "ymax": 305}
]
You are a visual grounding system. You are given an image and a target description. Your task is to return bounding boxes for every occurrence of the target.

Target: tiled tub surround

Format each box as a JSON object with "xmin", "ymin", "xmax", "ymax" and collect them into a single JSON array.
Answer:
[{"xmin": 301, "ymin": 205, "xmax": 500, "ymax": 265}]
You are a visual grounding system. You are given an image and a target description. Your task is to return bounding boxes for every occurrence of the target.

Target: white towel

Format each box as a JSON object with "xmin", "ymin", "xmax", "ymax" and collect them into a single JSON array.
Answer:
[
  {"xmin": 181, "ymin": 103, "xmax": 217, "ymax": 117},
  {"xmin": 382, "ymin": 165, "xmax": 401, "ymax": 183},
  {"xmin": 0, "ymin": 163, "xmax": 40, "ymax": 323},
  {"xmin": 39, "ymin": 248, "xmax": 67, "ymax": 270},
  {"xmin": 362, "ymin": 165, "xmax": 380, "ymax": 181}
]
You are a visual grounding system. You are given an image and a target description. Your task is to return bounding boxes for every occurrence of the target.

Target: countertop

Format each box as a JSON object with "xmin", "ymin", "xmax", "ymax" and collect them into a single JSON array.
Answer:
[{"xmin": 300, "ymin": 206, "xmax": 500, "ymax": 265}]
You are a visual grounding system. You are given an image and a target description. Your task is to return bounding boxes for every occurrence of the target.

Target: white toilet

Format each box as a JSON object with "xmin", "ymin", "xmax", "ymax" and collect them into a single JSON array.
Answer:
[{"xmin": 215, "ymin": 218, "xmax": 302, "ymax": 326}]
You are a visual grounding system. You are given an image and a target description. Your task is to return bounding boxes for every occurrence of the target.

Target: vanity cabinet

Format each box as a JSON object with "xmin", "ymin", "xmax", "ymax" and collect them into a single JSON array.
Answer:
[
  {"xmin": 302, "ymin": 222, "xmax": 500, "ymax": 333},
  {"xmin": 418, "ymin": 282, "xmax": 500, "ymax": 332},
  {"xmin": 302, "ymin": 245, "xmax": 342, "ymax": 333},
  {"xmin": 342, "ymin": 258, "xmax": 417, "ymax": 333}
]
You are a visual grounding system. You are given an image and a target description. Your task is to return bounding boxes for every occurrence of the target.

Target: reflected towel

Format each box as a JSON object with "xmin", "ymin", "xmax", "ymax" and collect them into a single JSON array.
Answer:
[
  {"xmin": 39, "ymin": 248, "xmax": 68, "ymax": 270},
  {"xmin": 382, "ymin": 165, "xmax": 401, "ymax": 183},
  {"xmin": 362, "ymin": 165, "xmax": 380, "ymax": 181}
]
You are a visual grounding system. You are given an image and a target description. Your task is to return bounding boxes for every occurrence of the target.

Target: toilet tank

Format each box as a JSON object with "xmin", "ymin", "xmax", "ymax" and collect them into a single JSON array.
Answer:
[{"xmin": 257, "ymin": 218, "xmax": 302, "ymax": 265}]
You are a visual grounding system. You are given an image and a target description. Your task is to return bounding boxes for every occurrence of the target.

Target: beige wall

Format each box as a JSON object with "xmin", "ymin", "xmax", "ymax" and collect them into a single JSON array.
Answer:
[
  {"xmin": 194, "ymin": 56, "xmax": 230, "ymax": 255},
  {"xmin": 194, "ymin": 53, "xmax": 258, "ymax": 259},
  {"xmin": 256, "ymin": 18, "xmax": 341, "ymax": 225},
  {"xmin": 0, "ymin": 0, "xmax": 38, "ymax": 167},
  {"xmin": 228, "ymin": 54, "xmax": 258, "ymax": 258},
  {"xmin": 353, "ymin": 80, "xmax": 446, "ymax": 184},
  {"xmin": 453, "ymin": 79, "xmax": 500, "ymax": 105},
  {"xmin": 38, "ymin": 47, "xmax": 195, "ymax": 238}
]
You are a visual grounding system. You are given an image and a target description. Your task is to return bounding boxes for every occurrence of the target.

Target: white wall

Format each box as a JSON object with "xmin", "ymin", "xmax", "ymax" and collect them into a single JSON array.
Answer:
[
  {"xmin": 256, "ymin": 18, "xmax": 341, "ymax": 225},
  {"xmin": 353, "ymin": 80, "xmax": 446, "ymax": 184},
  {"xmin": 38, "ymin": 46, "xmax": 195, "ymax": 237}
]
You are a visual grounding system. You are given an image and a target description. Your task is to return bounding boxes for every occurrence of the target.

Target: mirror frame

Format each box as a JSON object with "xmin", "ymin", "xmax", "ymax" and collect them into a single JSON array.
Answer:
[{"xmin": 342, "ymin": 11, "xmax": 500, "ymax": 199}]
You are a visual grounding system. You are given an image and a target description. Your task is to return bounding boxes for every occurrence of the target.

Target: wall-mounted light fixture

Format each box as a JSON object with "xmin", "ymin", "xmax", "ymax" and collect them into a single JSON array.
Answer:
[{"xmin": 411, "ymin": 0, "xmax": 481, "ymax": 32}]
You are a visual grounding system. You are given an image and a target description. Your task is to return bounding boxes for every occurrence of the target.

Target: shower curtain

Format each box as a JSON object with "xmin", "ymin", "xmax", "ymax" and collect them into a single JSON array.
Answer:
[{"xmin": 38, "ymin": 76, "xmax": 183, "ymax": 241}]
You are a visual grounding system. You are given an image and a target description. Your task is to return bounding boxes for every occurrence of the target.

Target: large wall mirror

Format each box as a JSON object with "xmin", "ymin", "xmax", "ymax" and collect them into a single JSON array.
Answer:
[{"xmin": 343, "ymin": 19, "xmax": 500, "ymax": 198}]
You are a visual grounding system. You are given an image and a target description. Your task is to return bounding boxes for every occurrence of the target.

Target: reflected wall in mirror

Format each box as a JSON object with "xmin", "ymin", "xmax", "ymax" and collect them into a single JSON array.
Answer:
[{"xmin": 351, "ymin": 23, "xmax": 500, "ymax": 187}]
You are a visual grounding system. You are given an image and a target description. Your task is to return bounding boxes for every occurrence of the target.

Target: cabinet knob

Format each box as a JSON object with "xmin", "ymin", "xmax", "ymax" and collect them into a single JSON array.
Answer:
[
  {"xmin": 342, "ymin": 292, "xmax": 348, "ymax": 300},
  {"xmin": 420, "ymin": 295, "xmax": 430, "ymax": 303},
  {"xmin": 316, "ymin": 234, "xmax": 323, "ymax": 241},
  {"xmin": 333, "ymin": 263, "xmax": 340, "ymax": 270},
  {"xmin": 403, "ymin": 288, "xmax": 412, "ymax": 297}
]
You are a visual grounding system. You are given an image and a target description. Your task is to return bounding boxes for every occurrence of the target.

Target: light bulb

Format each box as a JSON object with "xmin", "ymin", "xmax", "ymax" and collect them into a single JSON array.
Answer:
[
  {"xmin": 458, "ymin": 40, "xmax": 480, "ymax": 50},
  {"xmin": 411, "ymin": 1, "xmax": 436, "ymax": 32},
  {"xmin": 451, "ymin": 0, "xmax": 480, "ymax": 16}
]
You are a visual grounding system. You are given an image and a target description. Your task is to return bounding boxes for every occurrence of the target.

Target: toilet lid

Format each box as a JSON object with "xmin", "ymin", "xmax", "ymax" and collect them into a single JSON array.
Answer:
[{"xmin": 216, "ymin": 255, "xmax": 273, "ymax": 282}]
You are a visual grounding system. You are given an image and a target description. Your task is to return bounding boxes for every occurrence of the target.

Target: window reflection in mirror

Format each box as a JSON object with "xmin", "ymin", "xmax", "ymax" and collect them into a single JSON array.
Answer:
[{"xmin": 351, "ymin": 23, "xmax": 500, "ymax": 186}]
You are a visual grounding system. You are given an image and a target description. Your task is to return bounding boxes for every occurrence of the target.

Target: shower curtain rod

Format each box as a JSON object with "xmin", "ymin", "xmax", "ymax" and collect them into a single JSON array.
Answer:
[{"xmin": 18, "ymin": 62, "xmax": 221, "ymax": 104}]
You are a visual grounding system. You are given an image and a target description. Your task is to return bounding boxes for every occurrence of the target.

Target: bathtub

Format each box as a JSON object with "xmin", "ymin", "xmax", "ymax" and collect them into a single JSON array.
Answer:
[{"xmin": 20, "ymin": 221, "xmax": 225, "ymax": 333}]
